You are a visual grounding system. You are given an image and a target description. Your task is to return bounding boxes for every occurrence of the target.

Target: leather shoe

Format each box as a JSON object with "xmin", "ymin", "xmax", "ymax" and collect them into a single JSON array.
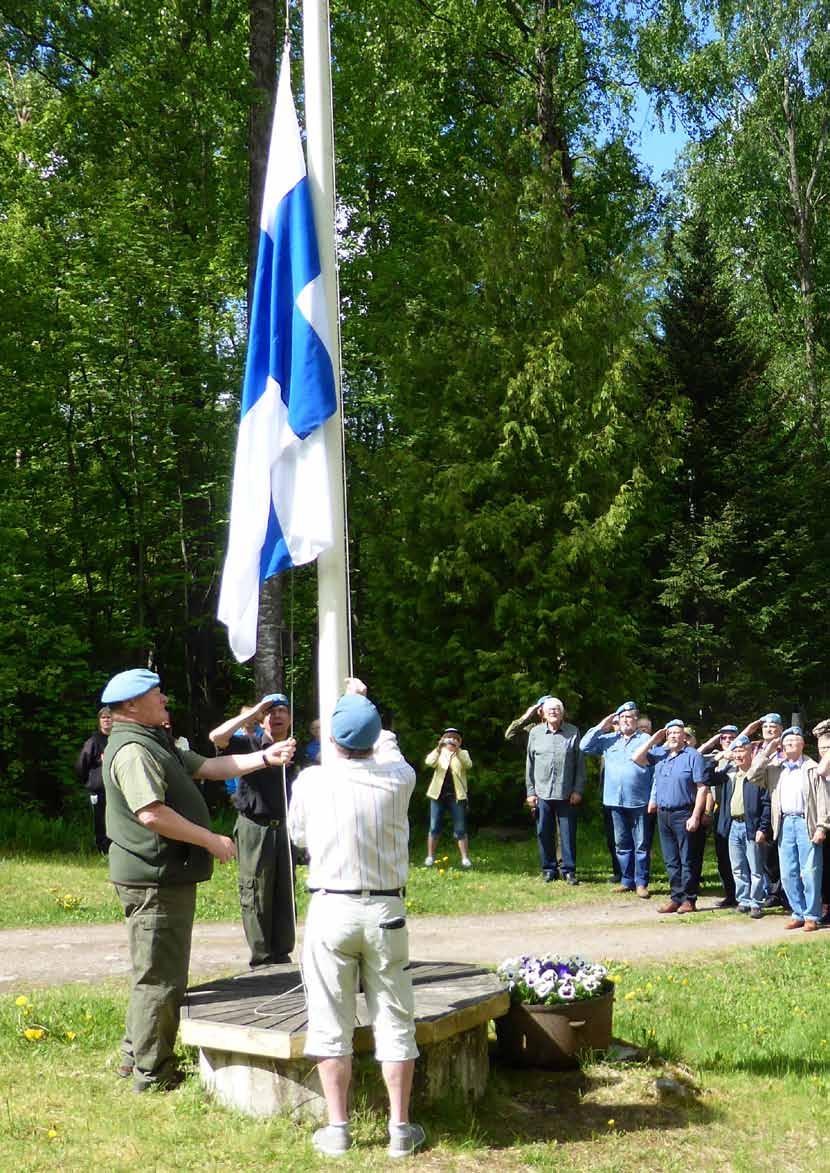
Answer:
[
  {"xmin": 716, "ymin": 898, "xmax": 737, "ymax": 909},
  {"xmin": 783, "ymin": 918, "xmax": 805, "ymax": 930},
  {"xmin": 676, "ymin": 901, "xmax": 696, "ymax": 914},
  {"xmin": 565, "ymin": 874, "xmax": 579, "ymax": 886},
  {"xmin": 636, "ymin": 886, "xmax": 650, "ymax": 899},
  {"xmin": 750, "ymin": 907, "xmax": 763, "ymax": 919},
  {"xmin": 543, "ymin": 872, "xmax": 558, "ymax": 883},
  {"xmin": 613, "ymin": 884, "xmax": 635, "ymax": 894},
  {"xmin": 658, "ymin": 901, "xmax": 679, "ymax": 914},
  {"xmin": 803, "ymin": 920, "xmax": 820, "ymax": 933}
]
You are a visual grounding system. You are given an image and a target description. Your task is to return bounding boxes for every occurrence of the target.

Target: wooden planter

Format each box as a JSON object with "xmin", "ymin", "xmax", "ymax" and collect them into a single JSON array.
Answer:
[{"xmin": 495, "ymin": 989, "xmax": 614, "ymax": 1069}]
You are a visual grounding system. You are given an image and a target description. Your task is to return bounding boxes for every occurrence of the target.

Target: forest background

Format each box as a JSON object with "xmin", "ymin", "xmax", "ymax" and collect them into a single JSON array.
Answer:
[{"xmin": 2, "ymin": 0, "xmax": 829, "ymax": 824}]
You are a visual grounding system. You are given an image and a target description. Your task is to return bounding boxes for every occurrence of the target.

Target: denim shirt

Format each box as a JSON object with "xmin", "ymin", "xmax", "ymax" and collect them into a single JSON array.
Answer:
[
  {"xmin": 579, "ymin": 726, "xmax": 653, "ymax": 808},
  {"xmin": 526, "ymin": 722, "xmax": 586, "ymax": 800}
]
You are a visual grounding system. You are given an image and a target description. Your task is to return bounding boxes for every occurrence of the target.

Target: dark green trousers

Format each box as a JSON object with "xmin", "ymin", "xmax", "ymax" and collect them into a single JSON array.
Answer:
[
  {"xmin": 115, "ymin": 882, "xmax": 196, "ymax": 1090},
  {"xmin": 234, "ymin": 815, "xmax": 296, "ymax": 965}
]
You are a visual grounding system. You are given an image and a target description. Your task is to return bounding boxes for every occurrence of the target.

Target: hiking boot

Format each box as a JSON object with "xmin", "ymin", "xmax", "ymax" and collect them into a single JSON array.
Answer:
[
  {"xmin": 636, "ymin": 886, "xmax": 650, "ymax": 899},
  {"xmin": 388, "ymin": 1122, "xmax": 425, "ymax": 1158}
]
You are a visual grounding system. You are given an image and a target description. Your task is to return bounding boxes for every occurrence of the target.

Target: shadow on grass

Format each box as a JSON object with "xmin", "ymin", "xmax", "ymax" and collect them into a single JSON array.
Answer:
[
  {"xmin": 701, "ymin": 1052, "xmax": 830, "ymax": 1078},
  {"xmin": 420, "ymin": 1059, "xmax": 714, "ymax": 1150}
]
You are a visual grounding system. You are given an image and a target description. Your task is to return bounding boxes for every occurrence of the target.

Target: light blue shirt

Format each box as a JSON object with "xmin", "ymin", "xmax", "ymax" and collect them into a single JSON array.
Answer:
[{"xmin": 579, "ymin": 726, "xmax": 653, "ymax": 808}]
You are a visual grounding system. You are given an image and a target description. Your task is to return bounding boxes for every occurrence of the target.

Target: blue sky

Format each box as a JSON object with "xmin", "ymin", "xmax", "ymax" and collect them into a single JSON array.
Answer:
[{"xmin": 632, "ymin": 90, "xmax": 690, "ymax": 181}]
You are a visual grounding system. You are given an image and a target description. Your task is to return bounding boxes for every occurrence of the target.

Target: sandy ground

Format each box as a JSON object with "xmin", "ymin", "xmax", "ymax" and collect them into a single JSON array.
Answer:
[{"xmin": 0, "ymin": 896, "xmax": 818, "ymax": 990}]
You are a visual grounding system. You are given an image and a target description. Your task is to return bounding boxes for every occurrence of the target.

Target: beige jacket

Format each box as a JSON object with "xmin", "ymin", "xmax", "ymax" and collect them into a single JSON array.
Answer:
[
  {"xmin": 746, "ymin": 754, "xmax": 830, "ymax": 841},
  {"xmin": 425, "ymin": 747, "xmax": 472, "ymax": 801}
]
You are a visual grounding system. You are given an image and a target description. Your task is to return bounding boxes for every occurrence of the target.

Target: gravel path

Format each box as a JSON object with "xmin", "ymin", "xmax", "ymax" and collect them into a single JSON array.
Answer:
[{"xmin": 0, "ymin": 896, "xmax": 817, "ymax": 991}]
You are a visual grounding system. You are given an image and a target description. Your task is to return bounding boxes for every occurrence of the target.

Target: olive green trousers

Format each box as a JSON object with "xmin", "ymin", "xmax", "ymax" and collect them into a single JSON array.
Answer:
[
  {"xmin": 234, "ymin": 815, "xmax": 296, "ymax": 965},
  {"xmin": 115, "ymin": 882, "xmax": 196, "ymax": 1090}
]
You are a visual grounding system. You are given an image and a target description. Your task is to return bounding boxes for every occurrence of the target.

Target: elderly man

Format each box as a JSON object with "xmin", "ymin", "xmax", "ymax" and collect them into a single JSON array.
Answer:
[
  {"xmin": 748, "ymin": 726, "xmax": 830, "ymax": 931},
  {"xmin": 633, "ymin": 719, "xmax": 708, "ymax": 913},
  {"xmin": 712, "ymin": 735, "xmax": 771, "ymax": 918},
  {"xmin": 287, "ymin": 680, "xmax": 424, "ymax": 1160},
  {"xmin": 580, "ymin": 701, "xmax": 654, "ymax": 898},
  {"xmin": 697, "ymin": 724, "xmax": 740, "ymax": 908},
  {"xmin": 210, "ymin": 693, "xmax": 298, "ymax": 967},
  {"xmin": 101, "ymin": 669, "xmax": 294, "ymax": 1092},
  {"xmin": 814, "ymin": 720, "xmax": 830, "ymax": 923},
  {"xmin": 739, "ymin": 712, "xmax": 788, "ymax": 909},
  {"xmin": 525, "ymin": 697, "xmax": 585, "ymax": 885}
]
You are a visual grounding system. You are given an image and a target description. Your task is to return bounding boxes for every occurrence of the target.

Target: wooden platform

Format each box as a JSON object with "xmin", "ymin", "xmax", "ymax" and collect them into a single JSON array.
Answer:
[{"xmin": 180, "ymin": 961, "xmax": 509, "ymax": 1120}]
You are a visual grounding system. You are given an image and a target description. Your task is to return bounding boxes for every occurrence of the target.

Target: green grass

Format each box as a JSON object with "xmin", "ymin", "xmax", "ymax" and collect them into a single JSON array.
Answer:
[
  {"xmin": 0, "ymin": 822, "xmax": 725, "ymax": 929},
  {"xmin": 4, "ymin": 941, "xmax": 830, "ymax": 1171}
]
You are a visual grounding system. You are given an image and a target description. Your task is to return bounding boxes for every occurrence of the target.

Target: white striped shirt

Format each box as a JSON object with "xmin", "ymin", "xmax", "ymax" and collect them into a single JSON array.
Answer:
[{"xmin": 287, "ymin": 731, "xmax": 416, "ymax": 891}]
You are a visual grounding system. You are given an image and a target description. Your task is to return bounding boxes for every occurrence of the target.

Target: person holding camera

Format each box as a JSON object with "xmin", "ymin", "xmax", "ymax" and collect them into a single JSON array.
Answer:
[{"xmin": 424, "ymin": 728, "xmax": 473, "ymax": 869}]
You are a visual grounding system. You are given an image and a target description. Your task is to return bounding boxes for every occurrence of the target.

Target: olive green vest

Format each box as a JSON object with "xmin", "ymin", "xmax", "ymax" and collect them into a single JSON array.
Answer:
[{"xmin": 103, "ymin": 721, "xmax": 214, "ymax": 886}]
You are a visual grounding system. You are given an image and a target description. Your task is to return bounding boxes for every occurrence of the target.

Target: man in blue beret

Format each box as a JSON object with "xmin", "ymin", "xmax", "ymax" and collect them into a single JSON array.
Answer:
[
  {"xmin": 747, "ymin": 726, "xmax": 830, "ymax": 931},
  {"xmin": 738, "ymin": 712, "xmax": 788, "ymax": 908},
  {"xmin": 696, "ymin": 724, "xmax": 741, "ymax": 908},
  {"xmin": 101, "ymin": 669, "xmax": 295, "ymax": 1092},
  {"xmin": 632, "ymin": 720, "xmax": 708, "ymax": 913},
  {"xmin": 580, "ymin": 702, "xmax": 654, "ymax": 898},
  {"xmin": 210, "ymin": 692, "xmax": 298, "ymax": 966},
  {"xmin": 288, "ymin": 677, "xmax": 424, "ymax": 1159},
  {"xmin": 711, "ymin": 735, "xmax": 771, "ymax": 918}
]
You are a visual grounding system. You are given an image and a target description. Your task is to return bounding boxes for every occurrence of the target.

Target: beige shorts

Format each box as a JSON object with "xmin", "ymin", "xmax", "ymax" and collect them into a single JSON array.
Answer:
[{"xmin": 302, "ymin": 892, "xmax": 418, "ymax": 1061}]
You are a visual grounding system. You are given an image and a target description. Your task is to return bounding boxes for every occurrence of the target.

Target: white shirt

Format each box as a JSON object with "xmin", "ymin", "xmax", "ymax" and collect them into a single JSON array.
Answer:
[
  {"xmin": 779, "ymin": 757, "xmax": 807, "ymax": 816},
  {"xmin": 287, "ymin": 731, "xmax": 416, "ymax": 891}
]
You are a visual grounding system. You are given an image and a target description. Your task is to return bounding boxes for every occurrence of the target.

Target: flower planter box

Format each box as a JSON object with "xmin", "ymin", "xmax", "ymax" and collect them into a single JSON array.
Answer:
[{"xmin": 495, "ymin": 989, "xmax": 614, "ymax": 1069}]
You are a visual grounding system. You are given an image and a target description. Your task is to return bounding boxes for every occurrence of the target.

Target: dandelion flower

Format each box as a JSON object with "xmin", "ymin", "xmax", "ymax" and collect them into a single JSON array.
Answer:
[
  {"xmin": 24, "ymin": 1028, "xmax": 45, "ymax": 1041},
  {"xmin": 47, "ymin": 1129, "xmax": 58, "ymax": 1139},
  {"xmin": 14, "ymin": 995, "xmax": 29, "ymax": 1008},
  {"xmin": 607, "ymin": 1119, "xmax": 615, "ymax": 1127},
  {"xmin": 65, "ymin": 1030, "xmax": 76, "ymax": 1041}
]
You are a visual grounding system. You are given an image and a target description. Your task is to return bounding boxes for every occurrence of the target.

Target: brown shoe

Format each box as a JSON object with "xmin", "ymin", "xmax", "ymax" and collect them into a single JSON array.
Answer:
[
  {"xmin": 658, "ymin": 901, "xmax": 679, "ymax": 914},
  {"xmin": 804, "ymin": 920, "xmax": 820, "ymax": 933},
  {"xmin": 636, "ymin": 886, "xmax": 650, "ymax": 899},
  {"xmin": 676, "ymin": 901, "xmax": 696, "ymax": 914},
  {"xmin": 612, "ymin": 884, "xmax": 635, "ymax": 894},
  {"xmin": 784, "ymin": 918, "xmax": 805, "ymax": 930}
]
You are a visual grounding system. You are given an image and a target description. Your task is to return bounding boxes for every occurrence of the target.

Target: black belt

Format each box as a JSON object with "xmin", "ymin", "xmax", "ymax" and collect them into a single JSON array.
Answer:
[
  {"xmin": 240, "ymin": 812, "xmax": 283, "ymax": 828},
  {"xmin": 309, "ymin": 887, "xmax": 405, "ymax": 898},
  {"xmin": 658, "ymin": 804, "xmax": 693, "ymax": 812}
]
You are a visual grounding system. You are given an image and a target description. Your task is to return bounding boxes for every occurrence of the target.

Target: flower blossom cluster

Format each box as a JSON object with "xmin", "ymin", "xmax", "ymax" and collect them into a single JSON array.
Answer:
[{"xmin": 496, "ymin": 953, "xmax": 611, "ymax": 1005}]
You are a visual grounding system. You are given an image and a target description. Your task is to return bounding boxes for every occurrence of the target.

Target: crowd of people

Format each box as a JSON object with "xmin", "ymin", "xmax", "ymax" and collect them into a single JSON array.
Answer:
[
  {"xmin": 82, "ymin": 671, "xmax": 830, "ymax": 1159},
  {"xmin": 499, "ymin": 696, "xmax": 830, "ymax": 929}
]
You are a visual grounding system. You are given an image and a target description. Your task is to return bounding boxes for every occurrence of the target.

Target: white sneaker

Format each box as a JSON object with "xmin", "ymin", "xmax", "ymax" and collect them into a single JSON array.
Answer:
[
  {"xmin": 424, "ymin": 856, "xmax": 435, "ymax": 867},
  {"xmin": 461, "ymin": 858, "xmax": 473, "ymax": 869},
  {"xmin": 388, "ymin": 1122, "xmax": 425, "ymax": 1158}
]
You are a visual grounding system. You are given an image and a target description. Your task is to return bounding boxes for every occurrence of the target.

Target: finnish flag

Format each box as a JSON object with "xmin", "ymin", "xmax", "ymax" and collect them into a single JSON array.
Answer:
[{"xmin": 219, "ymin": 45, "xmax": 337, "ymax": 662}]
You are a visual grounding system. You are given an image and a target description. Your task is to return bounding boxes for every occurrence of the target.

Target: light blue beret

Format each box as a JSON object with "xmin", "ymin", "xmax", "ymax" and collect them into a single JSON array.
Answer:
[
  {"xmin": 718, "ymin": 725, "xmax": 739, "ymax": 734},
  {"xmin": 262, "ymin": 693, "xmax": 290, "ymax": 708},
  {"xmin": 101, "ymin": 668, "xmax": 160, "ymax": 704},
  {"xmin": 615, "ymin": 701, "xmax": 638, "ymax": 715},
  {"xmin": 782, "ymin": 726, "xmax": 804, "ymax": 739},
  {"xmin": 535, "ymin": 694, "xmax": 552, "ymax": 708},
  {"xmin": 732, "ymin": 734, "xmax": 752, "ymax": 747},
  {"xmin": 762, "ymin": 713, "xmax": 783, "ymax": 726},
  {"xmin": 664, "ymin": 718, "xmax": 685, "ymax": 729},
  {"xmin": 331, "ymin": 694, "xmax": 381, "ymax": 750}
]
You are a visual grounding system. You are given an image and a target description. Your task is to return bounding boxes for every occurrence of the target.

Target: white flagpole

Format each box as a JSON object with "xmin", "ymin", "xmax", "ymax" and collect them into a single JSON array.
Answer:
[{"xmin": 302, "ymin": 0, "xmax": 351, "ymax": 757}]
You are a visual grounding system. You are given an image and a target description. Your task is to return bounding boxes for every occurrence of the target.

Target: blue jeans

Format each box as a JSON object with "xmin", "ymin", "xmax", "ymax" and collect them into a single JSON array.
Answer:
[
  {"xmin": 609, "ymin": 806, "xmax": 650, "ymax": 889},
  {"xmin": 778, "ymin": 814, "xmax": 822, "ymax": 922},
  {"xmin": 727, "ymin": 821, "xmax": 764, "ymax": 909},
  {"xmin": 536, "ymin": 798, "xmax": 577, "ymax": 878},
  {"xmin": 429, "ymin": 797, "xmax": 467, "ymax": 840},
  {"xmin": 657, "ymin": 806, "xmax": 702, "ymax": 905}
]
